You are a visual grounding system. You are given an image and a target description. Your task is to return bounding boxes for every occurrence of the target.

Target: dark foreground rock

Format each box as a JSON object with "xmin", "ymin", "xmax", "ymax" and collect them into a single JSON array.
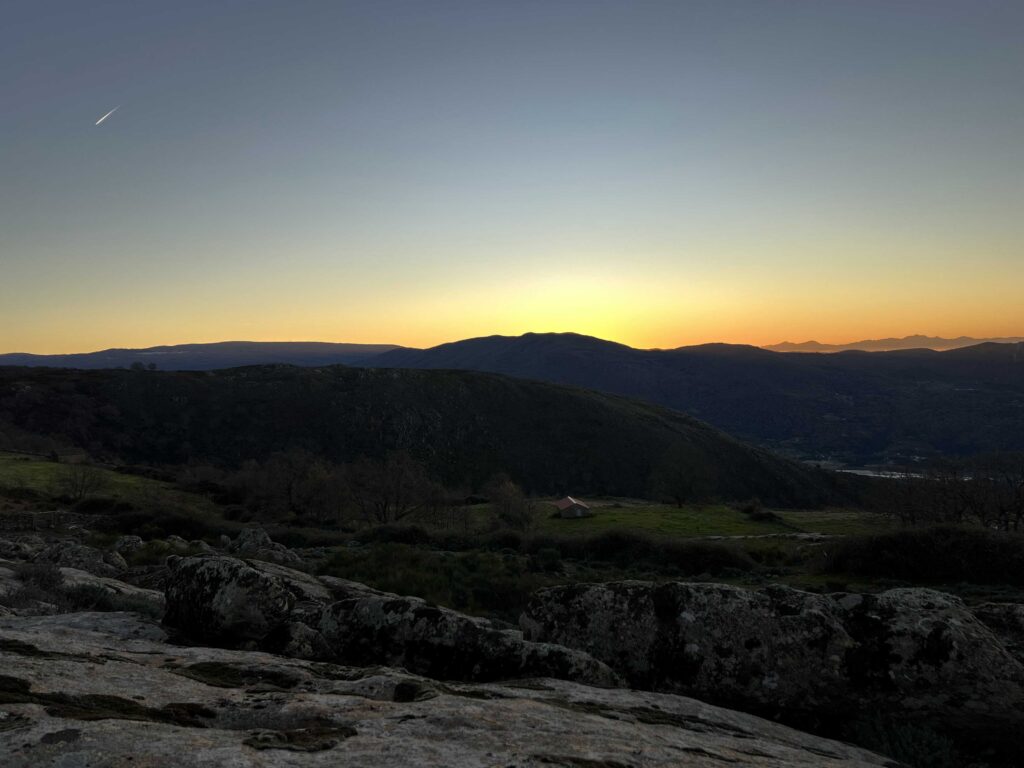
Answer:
[
  {"xmin": 973, "ymin": 602, "xmax": 1024, "ymax": 665},
  {"xmin": 521, "ymin": 581, "xmax": 1024, "ymax": 764},
  {"xmin": 164, "ymin": 555, "xmax": 295, "ymax": 645},
  {"xmin": 228, "ymin": 527, "xmax": 301, "ymax": 565},
  {"xmin": 316, "ymin": 596, "xmax": 621, "ymax": 687},
  {"xmin": 164, "ymin": 555, "xmax": 621, "ymax": 687},
  {"xmin": 0, "ymin": 611, "xmax": 895, "ymax": 767}
]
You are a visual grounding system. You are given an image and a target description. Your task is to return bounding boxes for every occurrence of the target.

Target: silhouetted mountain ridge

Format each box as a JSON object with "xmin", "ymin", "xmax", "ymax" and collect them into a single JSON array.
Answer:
[
  {"xmin": 367, "ymin": 333, "xmax": 1024, "ymax": 463},
  {"xmin": 0, "ymin": 341, "xmax": 402, "ymax": 370},
  {"xmin": 5, "ymin": 333, "xmax": 1022, "ymax": 463}
]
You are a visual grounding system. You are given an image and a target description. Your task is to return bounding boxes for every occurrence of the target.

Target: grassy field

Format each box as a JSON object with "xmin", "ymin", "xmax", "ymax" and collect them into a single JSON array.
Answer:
[
  {"xmin": 0, "ymin": 451, "xmax": 217, "ymax": 516},
  {"xmin": 534, "ymin": 500, "xmax": 893, "ymax": 539},
  {"xmin": 1, "ymin": 451, "xmax": 142, "ymax": 496},
  {"xmin": 0, "ymin": 451, "xmax": 893, "ymax": 545},
  {"xmin": 774, "ymin": 508, "xmax": 898, "ymax": 536}
]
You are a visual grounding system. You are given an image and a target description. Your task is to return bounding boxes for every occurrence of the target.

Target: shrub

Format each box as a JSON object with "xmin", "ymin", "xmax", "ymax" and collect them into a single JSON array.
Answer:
[
  {"xmin": 72, "ymin": 496, "xmax": 137, "ymax": 514},
  {"xmin": 57, "ymin": 584, "xmax": 117, "ymax": 612},
  {"xmin": 14, "ymin": 563, "xmax": 65, "ymax": 591},
  {"xmin": 532, "ymin": 547, "xmax": 563, "ymax": 573},
  {"xmin": 0, "ymin": 485, "xmax": 44, "ymax": 502},
  {"xmin": 526, "ymin": 530, "xmax": 755, "ymax": 574},
  {"xmin": 735, "ymin": 497, "xmax": 763, "ymax": 515},
  {"xmin": 263, "ymin": 527, "xmax": 352, "ymax": 549},
  {"xmin": 52, "ymin": 463, "xmax": 108, "ymax": 502},
  {"xmin": 479, "ymin": 529, "xmax": 523, "ymax": 551},
  {"xmin": 824, "ymin": 525, "xmax": 1024, "ymax": 586},
  {"xmin": 125, "ymin": 540, "xmax": 210, "ymax": 566},
  {"xmin": 845, "ymin": 715, "xmax": 958, "ymax": 768},
  {"xmin": 6, "ymin": 564, "xmax": 64, "ymax": 611},
  {"xmin": 93, "ymin": 509, "xmax": 233, "ymax": 542},
  {"xmin": 318, "ymin": 544, "xmax": 547, "ymax": 622},
  {"xmin": 57, "ymin": 585, "xmax": 163, "ymax": 619},
  {"xmin": 3, "ymin": 583, "xmax": 55, "ymax": 609},
  {"xmin": 355, "ymin": 525, "xmax": 434, "ymax": 546}
]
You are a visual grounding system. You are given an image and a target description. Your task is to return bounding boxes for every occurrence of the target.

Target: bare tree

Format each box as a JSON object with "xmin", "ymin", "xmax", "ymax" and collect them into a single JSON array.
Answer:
[
  {"xmin": 346, "ymin": 451, "xmax": 439, "ymax": 525},
  {"xmin": 54, "ymin": 463, "xmax": 106, "ymax": 502},
  {"xmin": 650, "ymin": 446, "xmax": 714, "ymax": 508},
  {"xmin": 485, "ymin": 475, "xmax": 537, "ymax": 533},
  {"xmin": 877, "ymin": 454, "xmax": 1024, "ymax": 531}
]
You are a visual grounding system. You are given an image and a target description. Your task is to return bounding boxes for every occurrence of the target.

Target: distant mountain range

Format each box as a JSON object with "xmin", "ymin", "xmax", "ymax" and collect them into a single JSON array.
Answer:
[
  {"xmin": 765, "ymin": 335, "xmax": 1024, "ymax": 353},
  {"xmin": 5, "ymin": 336, "xmax": 1020, "ymax": 370},
  {"xmin": 0, "ymin": 341, "xmax": 401, "ymax": 370},
  {"xmin": 4, "ymin": 333, "xmax": 1023, "ymax": 464}
]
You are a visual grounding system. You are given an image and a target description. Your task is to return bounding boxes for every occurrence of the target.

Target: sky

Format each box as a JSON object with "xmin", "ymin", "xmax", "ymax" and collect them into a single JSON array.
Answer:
[{"xmin": 1, "ymin": 0, "xmax": 1022, "ymax": 353}]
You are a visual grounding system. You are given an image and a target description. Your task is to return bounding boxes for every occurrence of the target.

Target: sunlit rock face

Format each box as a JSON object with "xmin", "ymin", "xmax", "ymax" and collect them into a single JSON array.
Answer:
[
  {"xmin": 0, "ymin": 612, "xmax": 896, "ymax": 768},
  {"xmin": 522, "ymin": 581, "xmax": 1024, "ymax": 762}
]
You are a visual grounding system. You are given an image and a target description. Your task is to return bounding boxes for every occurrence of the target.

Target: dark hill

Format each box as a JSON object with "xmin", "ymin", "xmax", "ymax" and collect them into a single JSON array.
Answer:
[
  {"xmin": 0, "ymin": 341, "xmax": 401, "ymax": 370},
  {"xmin": 0, "ymin": 365, "xmax": 837, "ymax": 506},
  {"xmin": 369, "ymin": 333, "xmax": 1024, "ymax": 463}
]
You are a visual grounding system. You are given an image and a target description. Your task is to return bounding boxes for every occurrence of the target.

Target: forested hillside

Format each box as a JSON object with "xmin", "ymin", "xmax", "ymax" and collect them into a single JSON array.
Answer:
[{"xmin": 0, "ymin": 365, "xmax": 841, "ymax": 506}]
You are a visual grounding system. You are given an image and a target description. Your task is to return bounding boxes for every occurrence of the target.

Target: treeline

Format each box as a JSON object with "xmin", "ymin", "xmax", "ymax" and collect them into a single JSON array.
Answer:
[
  {"xmin": 179, "ymin": 450, "xmax": 447, "ymax": 526},
  {"xmin": 875, "ymin": 454, "xmax": 1024, "ymax": 531},
  {"xmin": 176, "ymin": 449, "xmax": 545, "ymax": 531}
]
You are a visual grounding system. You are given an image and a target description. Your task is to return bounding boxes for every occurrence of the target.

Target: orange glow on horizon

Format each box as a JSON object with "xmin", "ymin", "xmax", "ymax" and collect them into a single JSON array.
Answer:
[{"xmin": 6, "ymin": 259, "xmax": 1021, "ymax": 355}]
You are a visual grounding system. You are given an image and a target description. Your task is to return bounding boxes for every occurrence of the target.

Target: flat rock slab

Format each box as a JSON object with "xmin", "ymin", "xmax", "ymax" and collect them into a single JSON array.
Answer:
[{"xmin": 0, "ymin": 611, "xmax": 894, "ymax": 767}]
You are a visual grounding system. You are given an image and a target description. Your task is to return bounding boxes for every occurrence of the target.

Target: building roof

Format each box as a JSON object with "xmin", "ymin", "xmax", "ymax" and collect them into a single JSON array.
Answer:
[{"xmin": 554, "ymin": 496, "xmax": 589, "ymax": 511}]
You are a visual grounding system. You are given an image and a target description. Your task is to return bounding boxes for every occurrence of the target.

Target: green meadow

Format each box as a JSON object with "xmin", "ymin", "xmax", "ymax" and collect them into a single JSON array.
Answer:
[
  {"xmin": 0, "ymin": 451, "xmax": 217, "ymax": 517},
  {"xmin": 534, "ymin": 500, "xmax": 893, "ymax": 539}
]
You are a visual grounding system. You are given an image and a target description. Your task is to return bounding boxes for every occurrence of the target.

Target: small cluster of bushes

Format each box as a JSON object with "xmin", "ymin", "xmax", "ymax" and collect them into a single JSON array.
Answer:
[
  {"xmin": 823, "ymin": 525, "xmax": 1024, "ymax": 586},
  {"xmin": 531, "ymin": 530, "xmax": 755, "ymax": 574},
  {"xmin": 92, "ymin": 508, "xmax": 235, "ymax": 542},
  {"xmin": 0, "ymin": 484, "xmax": 45, "ymax": 503},
  {"xmin": 71, "ymin": 496, "xmax": 138, "ymax": 515},
  {"xmin": 320, "ymin": 524, "xmax": 759, "ymax": 621},
  {"xmin": 844, "ymin": 715, "xmax": 959, "ymax": 768},
  {"xmin": 318, "ymin": 543, "xmax": 547, "ymax": 621},
  {"xmin": 123, "ymin": 540, "xmax": 208, "ymax": 567},
  {"xmin": 58, "ymin": 584, "xmax": 163, "ymax": 618},
  {"xmin": 353, "ymin": 524, "xmax": 755, "ymax": 575},
  {"xmin": 320, "ymin": 529, "xmax": 755, "ymax": 622}
]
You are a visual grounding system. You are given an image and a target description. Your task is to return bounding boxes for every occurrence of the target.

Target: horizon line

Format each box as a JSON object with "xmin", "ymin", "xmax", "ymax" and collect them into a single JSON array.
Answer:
[{"xmin": 4, "ymin": 330, "xmax": 1024, "ymax": 358}]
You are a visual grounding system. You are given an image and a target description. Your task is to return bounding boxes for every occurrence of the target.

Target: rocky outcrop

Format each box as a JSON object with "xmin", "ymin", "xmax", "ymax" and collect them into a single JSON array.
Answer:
[
  {"xmin": 522, "ymin": 581, "xmax": 1024, "ymax": 761},
  {"xmin": 0, "ymin": 562, "xmax": 20, "ymax": 600},
  {"xmin": 32, "ymin": 542, "xmax": 125, "ymax": 577},
  {"xmin": 58, "ymin": 566, "xmax": 165, "ymax": 615},
  {"xmin": 319, "ymin": 574, "xmax": 400, "ymax": 601},
  {"xmin": 163, "ymin": 555, "xmax": 619, "ymax": 687},
  {"xmin": 164, "ymin": 556, "xmax": 295, "ymax": 645},
  {"xmin": 247, "ymin": 559, "xmax": 333, "ymax": 603},
  {"xmin": 973, "ymin": 602, "xmax": 1024, "ymax": 665},
  {"xmin": 317, "ymin": 596, "xmax": 622, "ymax": 687},
  {"xmin": 228, "ymin": 527, "xmax": 301, "ymax": 565},
  {"xmin": 0, "ymin": 611, "xmax": 895, "ymax": 767},
  {"xmin": 114, "ymin": 534, "xmax": 144, "ymax": 555},
  {"xmin": 0, "ymin": 536, "xmax": 45, "ymax": 561}
]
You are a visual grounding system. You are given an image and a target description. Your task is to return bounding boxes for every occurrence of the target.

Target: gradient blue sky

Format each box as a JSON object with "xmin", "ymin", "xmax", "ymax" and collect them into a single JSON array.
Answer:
[{"xmin": 2, "ymin": 0, "xmax": 1021, "ymax": 352}]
